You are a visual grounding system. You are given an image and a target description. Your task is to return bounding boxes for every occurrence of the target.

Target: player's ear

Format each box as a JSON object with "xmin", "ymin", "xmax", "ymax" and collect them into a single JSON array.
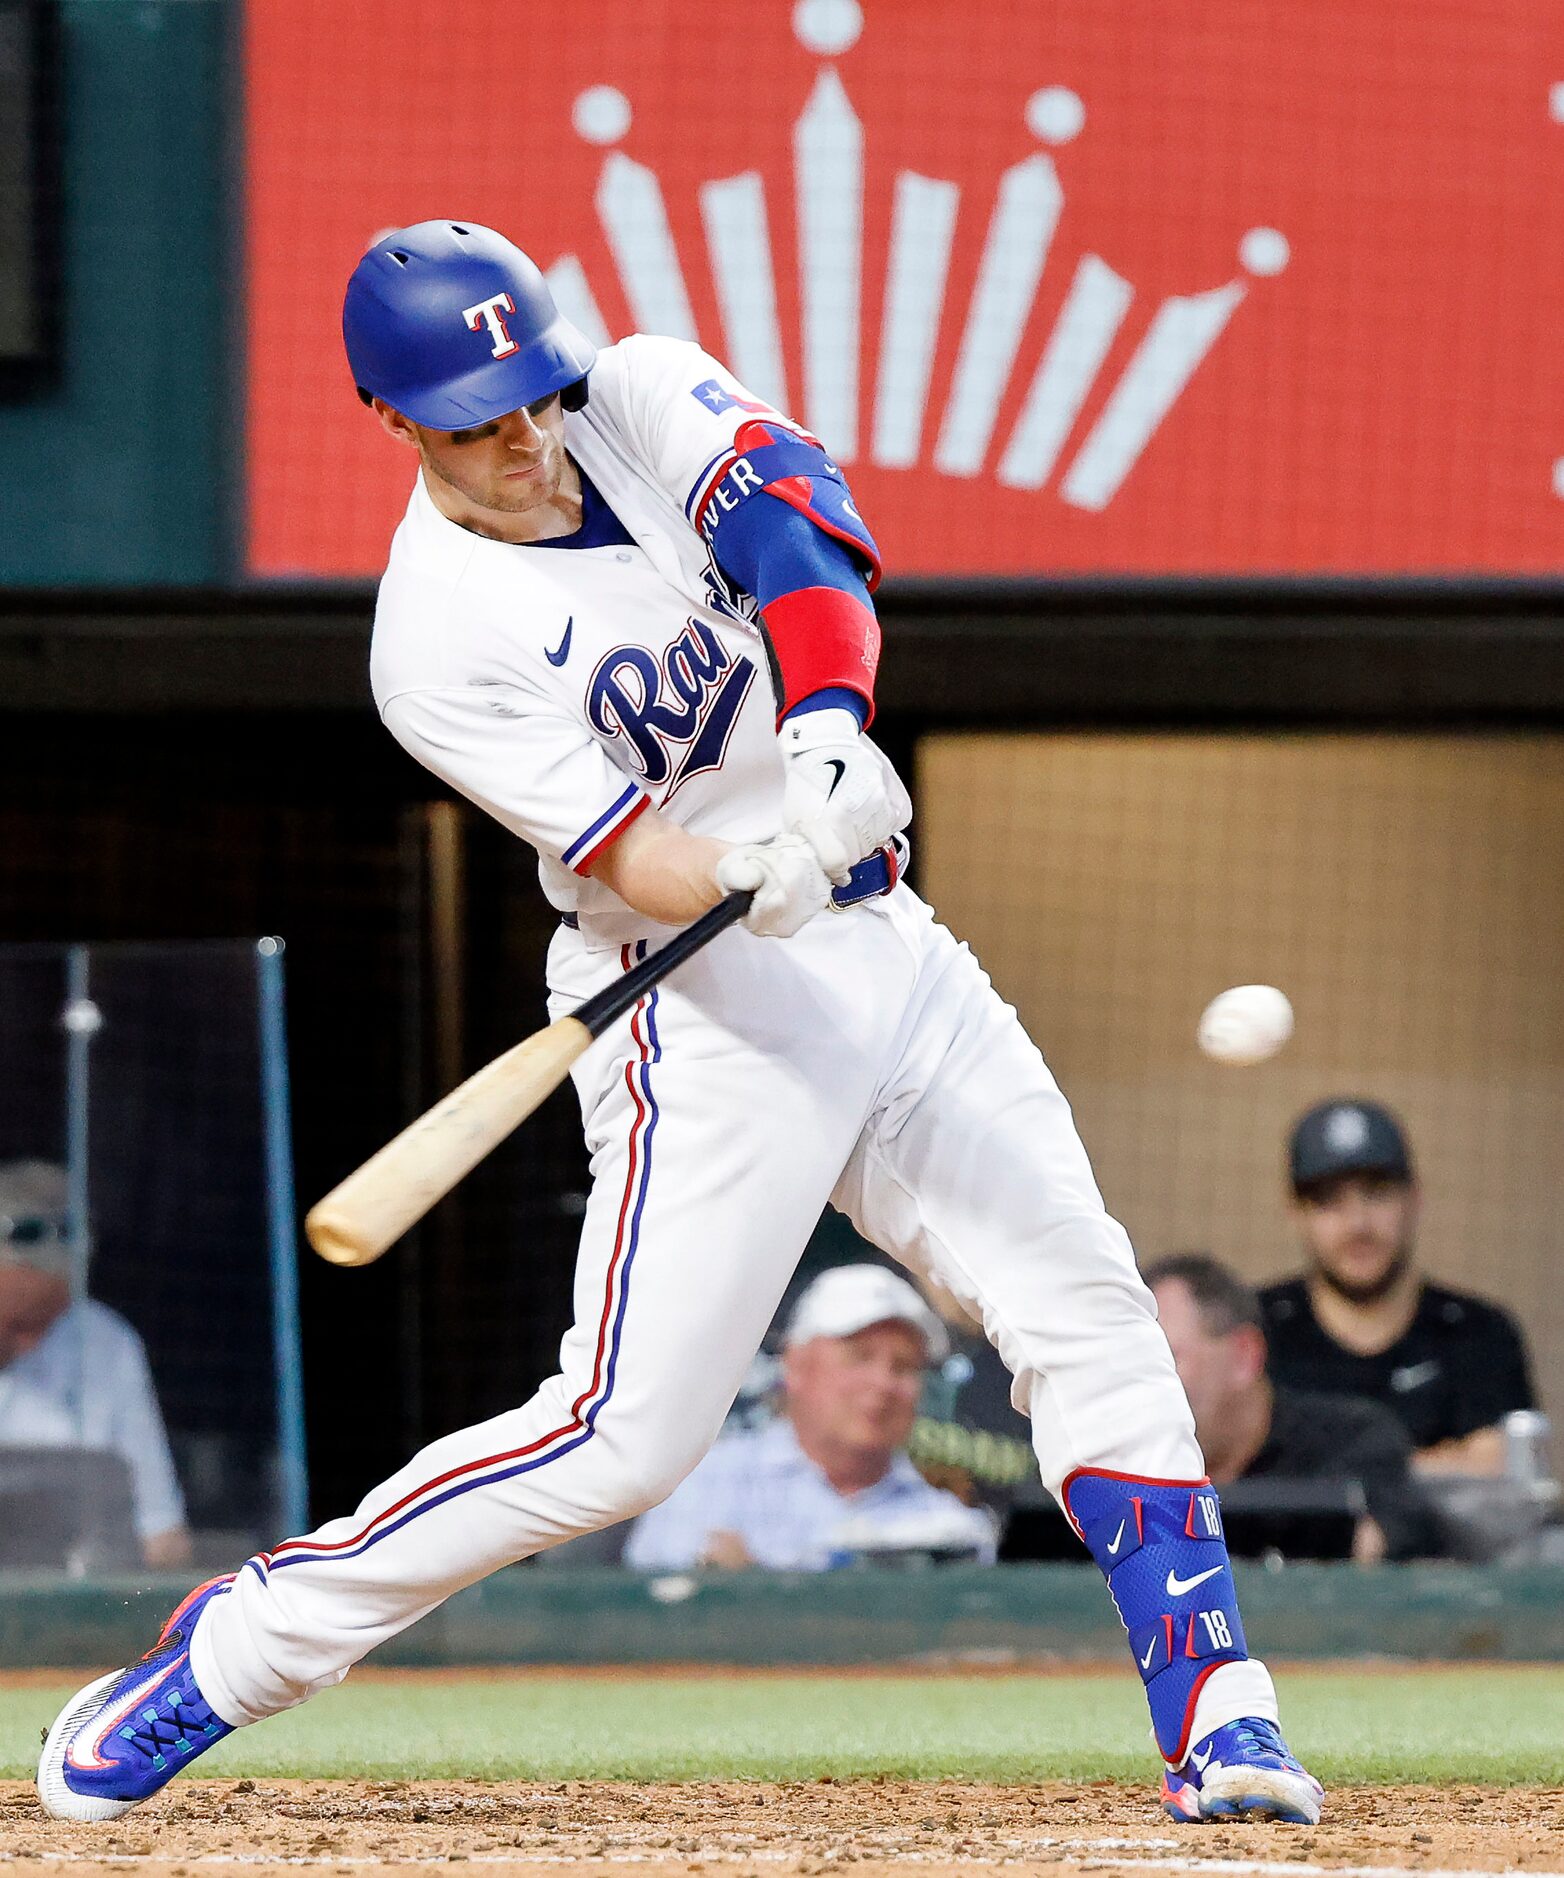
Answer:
[{"xmin": 371, "ymin": 396, "xmax": 420, "ymax": 448}]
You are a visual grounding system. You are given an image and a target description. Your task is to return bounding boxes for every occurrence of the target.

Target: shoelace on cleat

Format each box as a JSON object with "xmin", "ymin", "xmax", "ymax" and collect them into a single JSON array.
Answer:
[
  {"xmin": 115, "ymin": 1687, "xmax": 221, "ymax": 1771},
  {"xmin": 1223, "ymin": 1718, "xmax": 1298, "ymax": 1770}
]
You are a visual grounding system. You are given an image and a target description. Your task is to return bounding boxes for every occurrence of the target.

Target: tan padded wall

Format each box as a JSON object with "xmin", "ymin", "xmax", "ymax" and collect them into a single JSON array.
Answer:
[{"xmin": 918, "ymin": 733, "xmax": 1564, "ymax": 1428}]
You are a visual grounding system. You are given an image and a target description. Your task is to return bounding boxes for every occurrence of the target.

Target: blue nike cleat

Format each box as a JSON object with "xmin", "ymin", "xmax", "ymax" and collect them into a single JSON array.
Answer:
[
  {"xmin": 37, "ymin": 1577, "xmax": 236, "ymax": 1821},
  {"xmin": 1161, "ymin": 1715, "xmax": 1324, "ymax": 1824}
]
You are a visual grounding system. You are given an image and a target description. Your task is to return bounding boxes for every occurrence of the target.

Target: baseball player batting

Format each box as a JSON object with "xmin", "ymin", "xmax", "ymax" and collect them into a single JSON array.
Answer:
[{"xmin": 39, "ymin": 222, "xmax": 1321, "ymax": 1827}]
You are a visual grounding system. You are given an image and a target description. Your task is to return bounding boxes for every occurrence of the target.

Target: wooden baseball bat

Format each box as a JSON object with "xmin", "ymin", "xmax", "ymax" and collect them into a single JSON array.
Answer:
[{"xmin": 305, "ymin": 891, "xmax": 752, "ymax": 1268}]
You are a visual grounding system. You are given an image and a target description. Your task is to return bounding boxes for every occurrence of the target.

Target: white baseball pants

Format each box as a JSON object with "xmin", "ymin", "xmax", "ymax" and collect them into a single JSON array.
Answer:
[{"xmin": 193, "ymin": 888, "xmax": 1275, "ymax": 1737}]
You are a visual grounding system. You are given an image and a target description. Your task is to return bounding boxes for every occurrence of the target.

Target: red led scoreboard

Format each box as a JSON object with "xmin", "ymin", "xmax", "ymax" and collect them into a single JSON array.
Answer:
[{"xmin": 245, "ymin": 0, "xmax": 1562, "ymax": 579}]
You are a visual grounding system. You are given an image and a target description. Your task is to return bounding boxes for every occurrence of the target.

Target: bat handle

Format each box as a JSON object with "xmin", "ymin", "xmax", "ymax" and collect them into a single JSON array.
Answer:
[{"xmin": 575, "ymin": 890, "xmax": 752, "ymax": 1039}]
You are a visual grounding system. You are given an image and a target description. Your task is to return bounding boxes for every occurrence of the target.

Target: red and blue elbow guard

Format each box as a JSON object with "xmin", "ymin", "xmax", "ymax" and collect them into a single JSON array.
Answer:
[
  {"xmin": 761, "ymin": 585, "xmax": 880, "ymax": 724},
  {"xmin": 1062, "ymin": 1470, "xmax": 1249, "ymax": 1765},
  {"xmin": 692, "ymin": 421, "xmax": 882, "ymax": 723}
]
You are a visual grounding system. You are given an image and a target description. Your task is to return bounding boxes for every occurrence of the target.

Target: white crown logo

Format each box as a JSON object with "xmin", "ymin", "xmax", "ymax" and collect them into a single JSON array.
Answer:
[{"xmin": 546, "ymin": 0, "xmax": 1288, "ymax": 510}]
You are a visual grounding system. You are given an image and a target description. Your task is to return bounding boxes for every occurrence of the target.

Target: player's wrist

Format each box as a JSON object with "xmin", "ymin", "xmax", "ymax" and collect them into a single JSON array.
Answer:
[
  {"xmin": 781, "ymin": 688, "xmax": 869, "ymax": 731},
  {"xmin": 675, "ymin": 833, "xmax": 732, "ymax": 914},
  {"xmin": 780, "ymin": 705, "xmax": 863, "ymax": 753}
]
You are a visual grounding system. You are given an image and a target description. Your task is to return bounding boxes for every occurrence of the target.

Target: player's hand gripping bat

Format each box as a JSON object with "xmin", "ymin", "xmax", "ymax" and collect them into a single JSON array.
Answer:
[{"xmin": 305, "ymin": 890, "xmax": 752, "ymax": 1268}]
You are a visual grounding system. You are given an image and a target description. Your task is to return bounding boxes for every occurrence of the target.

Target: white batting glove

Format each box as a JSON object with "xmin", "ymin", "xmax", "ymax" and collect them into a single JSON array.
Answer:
[
  {"xmin": 715, "ymin": 834, "xmax": 833, "ymax": 938},
  {"xmin": 779, "ymin": 707, "xmax": 913, "ymax": 885}
]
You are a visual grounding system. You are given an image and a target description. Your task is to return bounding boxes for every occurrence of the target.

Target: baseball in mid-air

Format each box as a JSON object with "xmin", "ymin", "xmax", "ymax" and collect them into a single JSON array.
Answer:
[{"xmin": 1197, "ymin": 984, "xmax": 1294, "ymax": 1065}]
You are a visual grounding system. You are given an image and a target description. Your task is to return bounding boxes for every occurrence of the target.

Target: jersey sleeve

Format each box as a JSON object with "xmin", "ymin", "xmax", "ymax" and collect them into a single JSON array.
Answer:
[
  {"xmin": 381, "ymin": 683, "xmax": 650, "ymax": 875},
  {"xmin": 611, "ymin": 335, "xmax": 798, "ymax": 510},
  {"xmin": 611, "ymin": 337, "xmax": 876, "ymax": 571},
  {"xmin": 611, "ymin": 335, "xmax": 884, "ymax": 721}
]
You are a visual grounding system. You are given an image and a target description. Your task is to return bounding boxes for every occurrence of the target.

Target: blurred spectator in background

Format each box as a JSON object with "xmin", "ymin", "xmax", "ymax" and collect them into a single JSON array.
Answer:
[
  {"xmin": 1147, "ymin": 1253, "xmax": 1439, "ymax": 1562},
  {"xmin": 904, "ymin": 1269, "xmax": 1041, "ymax": 1522},
  {"xmin": 1262, "ymin": 1101, "xmax": 1537, "ymax": 1477},
  {"xmin": 626, "ymin": 1265, "xmax": 997, "ymax": 1570},
  {"xmin": 0, "ymin": 1161, "xmax": 190, "ymax": 1567}
]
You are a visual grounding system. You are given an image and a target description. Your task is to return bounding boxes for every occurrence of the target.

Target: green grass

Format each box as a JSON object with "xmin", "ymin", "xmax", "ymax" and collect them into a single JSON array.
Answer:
[{"xmin": 5, "ymin": 1667, "xmax": 1563, "ymax": 1785}]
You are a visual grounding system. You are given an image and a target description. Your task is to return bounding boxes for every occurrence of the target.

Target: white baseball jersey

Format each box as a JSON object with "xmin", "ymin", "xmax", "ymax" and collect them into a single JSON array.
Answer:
[
  {"xmin": 372, "ymin": 336, "xmax": 810, "ymax": 947},
  {"xmin": 193, "ymin": 335, "xmax": 1283, "ymax": 1766}
]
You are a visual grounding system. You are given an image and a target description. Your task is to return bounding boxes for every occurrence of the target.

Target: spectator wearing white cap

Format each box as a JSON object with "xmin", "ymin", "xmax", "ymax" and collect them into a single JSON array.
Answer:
[{"xmin": 625, "ymin": 1265, "xmax": 997, "ymax": 1570}]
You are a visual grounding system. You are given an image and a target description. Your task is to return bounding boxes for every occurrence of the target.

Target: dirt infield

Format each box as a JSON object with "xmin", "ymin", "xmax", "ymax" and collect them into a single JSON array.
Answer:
[{"xmin": 3, "ymin": 1778, "xmax": 1560, "ymax": 1878}]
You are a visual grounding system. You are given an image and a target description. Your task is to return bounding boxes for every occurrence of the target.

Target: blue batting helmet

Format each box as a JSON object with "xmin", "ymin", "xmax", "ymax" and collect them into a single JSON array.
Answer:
[{"xmin": 343, "ymin": 220, "xmax": 597, "ymax": 429}]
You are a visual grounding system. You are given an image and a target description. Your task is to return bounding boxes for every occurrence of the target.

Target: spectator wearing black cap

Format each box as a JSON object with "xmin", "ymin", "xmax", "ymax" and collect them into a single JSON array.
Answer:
[{"xmin": 1260, "ymin": 1100, "xmax": 1537, "ymax": 1477}]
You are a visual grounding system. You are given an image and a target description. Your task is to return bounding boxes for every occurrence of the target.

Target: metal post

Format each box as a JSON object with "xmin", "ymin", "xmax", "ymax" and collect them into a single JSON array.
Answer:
[
  {"xmin": 60, "ymin": 947, "xmax": 99, "ymax": 1468},
  {"xmin": 256, "ymin": 936, "xmax": 309, "ymax": 1536},
  {"xmin": 60, "ymin": 947, "xmax": 95, "ymax": 1306}
]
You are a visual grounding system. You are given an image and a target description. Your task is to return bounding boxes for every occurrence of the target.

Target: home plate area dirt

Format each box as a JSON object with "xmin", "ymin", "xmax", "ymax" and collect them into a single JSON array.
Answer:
[{"xmin": 3, "ymin": 1780, "xmax": 1562, "ymax": 1878}]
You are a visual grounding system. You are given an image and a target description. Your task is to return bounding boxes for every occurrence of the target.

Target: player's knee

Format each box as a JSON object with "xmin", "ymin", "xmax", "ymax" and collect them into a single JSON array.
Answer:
[{"xmin": 573, "ymin": 1426, "xmax": 713, "ymax": 1525}]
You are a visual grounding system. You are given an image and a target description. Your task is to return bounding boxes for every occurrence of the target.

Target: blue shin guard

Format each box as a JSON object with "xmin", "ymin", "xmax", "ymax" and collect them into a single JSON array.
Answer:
[{"xmin": 1062, "ymin": 1470, "xmax": 1247, "ymax": 1765}]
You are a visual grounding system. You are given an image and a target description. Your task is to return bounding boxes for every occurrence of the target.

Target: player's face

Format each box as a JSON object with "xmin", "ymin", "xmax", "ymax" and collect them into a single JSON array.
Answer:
[
  {"xmin": 376, "ymin": 393, "xmax": 571, "ymax": 526},
  {"xmin": 1293, "ymin": 1173, "xmax": 1418, "ymax": 1303},
  {"xmin": 0, "ymin": 1262, "xmax": 71, "ymax": 1365},
  {"xmin": 784, "ymin": 1320, "xmax": 928, "ymax": 1464}
]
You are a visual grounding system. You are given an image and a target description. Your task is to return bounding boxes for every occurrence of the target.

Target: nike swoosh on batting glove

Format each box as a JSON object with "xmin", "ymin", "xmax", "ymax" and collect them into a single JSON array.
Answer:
[{"xmin": 779, "ymin": 707, "xmax": 912, "ymax": 884}]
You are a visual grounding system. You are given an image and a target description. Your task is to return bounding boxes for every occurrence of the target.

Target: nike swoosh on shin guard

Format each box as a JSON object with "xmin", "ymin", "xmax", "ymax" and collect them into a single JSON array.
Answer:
[
  {"xmin": 1063, "ymin": 1471, "xmax": 1248, "ymax": 1766},
  {"xmin": 1166, "ymin": 1564, "xmax": 1224, "ymax": 1597}
]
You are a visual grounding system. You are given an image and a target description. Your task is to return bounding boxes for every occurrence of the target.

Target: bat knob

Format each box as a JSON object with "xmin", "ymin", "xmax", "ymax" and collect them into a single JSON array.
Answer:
[{"xmin": 305, "ymin": 1204, "xmax": 374, "ymax": 1267}]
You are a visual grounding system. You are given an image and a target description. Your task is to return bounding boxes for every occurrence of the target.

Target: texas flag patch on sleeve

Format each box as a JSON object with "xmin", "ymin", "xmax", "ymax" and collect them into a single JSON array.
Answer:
[{"xmin": 690, "ymin": 378, "xmax": 773, "ymax": 417}]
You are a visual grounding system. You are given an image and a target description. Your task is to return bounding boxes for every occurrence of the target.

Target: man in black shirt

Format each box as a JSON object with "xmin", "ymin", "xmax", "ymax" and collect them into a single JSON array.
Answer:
[
  {"xmin": 1261, "ymin": 1099, "xmax": 1536, "ymax": 1476},
  {"xmin": 1145, "ymin": 1254, "xmax": 1439, "ymax": 1561}
]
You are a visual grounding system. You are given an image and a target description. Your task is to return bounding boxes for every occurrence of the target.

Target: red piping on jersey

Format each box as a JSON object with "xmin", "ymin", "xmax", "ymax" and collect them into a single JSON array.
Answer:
[
  {"xmin": 571, "ymin": 962, "xmax": 654, "ymax": 1423},
  {"xmin": 572, "ymin": 791, "xmax": 650, "ymax": 876},
  {"xmin": 270, "ymin": 959, "xmax": 656, "ymax": 1563},
  {"xmin": 761, "ymin": 586, "xmax": 881, "ymax": 725}
]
